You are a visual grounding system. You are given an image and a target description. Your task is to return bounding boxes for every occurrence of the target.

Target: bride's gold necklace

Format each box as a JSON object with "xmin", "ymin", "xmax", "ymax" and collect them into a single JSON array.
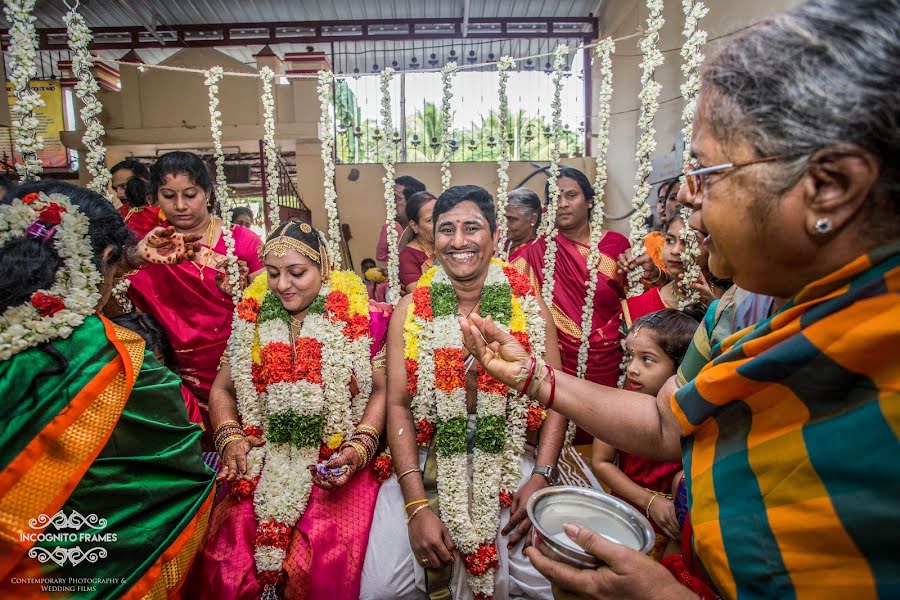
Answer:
[{"xmin": 190, "ymin": 218, "xmax": 215, "ymax": 281}]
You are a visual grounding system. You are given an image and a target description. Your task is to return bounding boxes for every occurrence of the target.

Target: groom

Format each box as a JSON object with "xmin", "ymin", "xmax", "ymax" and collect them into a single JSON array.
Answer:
[{"xmin": 360, "ymin": 185, "xmax": 566, "ymax": 599}]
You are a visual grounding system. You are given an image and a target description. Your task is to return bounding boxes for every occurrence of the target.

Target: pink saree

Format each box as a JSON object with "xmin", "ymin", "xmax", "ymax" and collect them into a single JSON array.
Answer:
[
  {"xmin": 126, "ymin": 223, "xmax": 264, "ymax": 433},
  {"xmin": 188, "ymin": 310, "xmax": 391, "ymax": 600}
]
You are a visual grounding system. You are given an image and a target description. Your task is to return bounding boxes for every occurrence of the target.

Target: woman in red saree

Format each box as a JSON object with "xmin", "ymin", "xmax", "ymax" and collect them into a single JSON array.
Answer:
[
  {"xmin": 398, "ymin": 191, "xmax": 437, "ymax": 293},
  {"xmin": 511, "ymin": 167, "xmax": 630, "ymax": 399},
  {"xmin": 126, "ymin": 152, "xmax": 264, "ymax": 441}
]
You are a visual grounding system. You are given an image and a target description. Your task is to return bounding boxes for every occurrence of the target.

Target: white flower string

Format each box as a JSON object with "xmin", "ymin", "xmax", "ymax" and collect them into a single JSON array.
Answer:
[
  {"xmin": 495, "ymin": 55, "xmax": 516, "ymax": 259},
  {"xmin": 259, "ymin": 66, "xmax": 281, "ymax": 234},
  {"xmin": 4, "ymin": 0, "xmax": 44, "ymax": 181},
  {"xmin": 627, "ymin": 0, "xmax": 666, "ymax": 297},
  {"xmin": 439, "ymin": 61, "xmax": 458, "ymax": 192},
  {"xmin": 0, "ymin": 192, "xmax": 102, "ymax": 361},
  {"xmin": 539, "ymin": 44, "xmax": 569, "ymax": 309},
  {"xmin": 379, "ymin": 68, "xmax": 401, "ymax": 303},
  {"xmin": 576, "ymin": 37, "xmax": 616, "ymax": 381},
  {"xmin": 677, "ymin": 0, "xmax": 709, "ymax": 308},
  {"xmin": 64, "ymin": 6, "xmax": 115, "ymax": 203},
  {"xmin": 317, "ymin": 70, "xmax": 343, "ymax": 271},
  {"xmin": 204, "ymin": 66, "xmax": 241, "ymax": 305}
]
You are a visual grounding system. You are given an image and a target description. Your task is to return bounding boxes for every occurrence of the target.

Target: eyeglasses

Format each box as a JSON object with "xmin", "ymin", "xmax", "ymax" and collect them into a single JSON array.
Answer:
[{"xmin": 683, "ymin": 155, "xmax": 782, "ymax": 196}]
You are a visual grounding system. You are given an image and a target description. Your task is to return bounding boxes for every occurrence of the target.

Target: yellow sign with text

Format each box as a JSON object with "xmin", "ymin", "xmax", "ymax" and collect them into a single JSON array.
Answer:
[{"xmin": 1, "ymin": 80, "xmax": 69, "ymax": 170}]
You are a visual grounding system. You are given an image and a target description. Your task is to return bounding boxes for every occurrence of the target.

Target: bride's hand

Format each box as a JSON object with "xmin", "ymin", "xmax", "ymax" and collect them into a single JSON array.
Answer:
[
  {"xmin": 459, "ymin": 314, "xmax": 531, "ymax": 389},
  {"xmin": 309, "ymin": 446, "xmax": 359, "ymax": 491}
]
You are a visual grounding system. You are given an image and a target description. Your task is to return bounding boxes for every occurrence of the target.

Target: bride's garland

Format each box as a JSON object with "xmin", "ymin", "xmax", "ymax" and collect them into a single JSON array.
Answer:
[
  {"xmin": 0, "ymin": 191, "xmax": 101, "ymax": 361},
  {"xmin": 228, "ymin": 271, "xmax": 372, "ymax": 591},
  {"xmin": 403, "ymin": 259, "xmax": 545, "ymax": 599}
]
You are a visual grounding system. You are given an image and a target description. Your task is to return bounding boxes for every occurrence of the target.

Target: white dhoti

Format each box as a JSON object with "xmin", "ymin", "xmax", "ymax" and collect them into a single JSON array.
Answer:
[{"xmin": 359, "ymin": 445, "xmax": 552, "ymax": 600}]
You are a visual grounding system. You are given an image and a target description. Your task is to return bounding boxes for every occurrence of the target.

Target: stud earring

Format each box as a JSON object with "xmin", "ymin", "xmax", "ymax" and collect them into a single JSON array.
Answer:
[{"xmin": 814, "ymin": 218, "xmax": 833, "ymax": 234}]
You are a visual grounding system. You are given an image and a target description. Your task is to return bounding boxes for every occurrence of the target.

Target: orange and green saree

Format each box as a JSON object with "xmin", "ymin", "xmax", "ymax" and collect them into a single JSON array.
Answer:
[{"xmin": 0, "ymin": 315, "xmax": 215, "ymax": 599}]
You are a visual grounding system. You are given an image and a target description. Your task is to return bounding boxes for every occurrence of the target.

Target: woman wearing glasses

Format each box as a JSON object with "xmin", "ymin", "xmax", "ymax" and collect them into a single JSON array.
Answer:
[{"xmin": 461, "ymin": 0, "xmax": 900, "ymax": 597}]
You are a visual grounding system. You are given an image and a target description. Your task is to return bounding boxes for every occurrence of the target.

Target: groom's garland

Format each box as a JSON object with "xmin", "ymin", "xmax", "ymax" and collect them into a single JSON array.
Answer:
[
  {"xmin": 228, "ymin": 270, "xmax": 372, "ymax": 591},
  {"xmin": 403, "ymin": 259, "xmax": 546, "ymax": 599}
]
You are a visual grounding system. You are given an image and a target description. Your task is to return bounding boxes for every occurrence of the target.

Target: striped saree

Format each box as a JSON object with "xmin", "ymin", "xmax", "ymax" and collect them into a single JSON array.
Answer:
[
  {"xmin": 0, "ymin": 315, "xmax": 215, "ymax": 599},
  {"xmin": 671, "ymin": 243, "xmax": 900, "ymax": 599}
]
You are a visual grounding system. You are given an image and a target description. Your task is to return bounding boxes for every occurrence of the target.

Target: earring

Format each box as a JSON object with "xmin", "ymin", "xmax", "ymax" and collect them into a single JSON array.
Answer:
[{"xmin": 814, "ymin": 218, "xmax": 833, "ymax": 235}]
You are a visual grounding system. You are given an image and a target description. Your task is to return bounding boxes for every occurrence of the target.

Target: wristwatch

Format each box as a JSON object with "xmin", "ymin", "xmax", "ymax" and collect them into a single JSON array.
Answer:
[{"xmin": 532, "ymin": 465, "xmax": 561, "ymax": 485}]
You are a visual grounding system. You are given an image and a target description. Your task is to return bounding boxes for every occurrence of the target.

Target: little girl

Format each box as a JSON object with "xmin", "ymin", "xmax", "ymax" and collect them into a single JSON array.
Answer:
[{"xmin": 592, "ymin": 308, "xmax": 698, "ymax": 559}]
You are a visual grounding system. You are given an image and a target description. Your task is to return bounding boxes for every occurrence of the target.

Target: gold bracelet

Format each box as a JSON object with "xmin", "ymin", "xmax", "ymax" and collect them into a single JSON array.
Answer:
[
  {"xmin": 355, "ymin": 424, "xmax": 380, "ymax": 439},
  {"xmin": 216, "ymin": 433, "xmax": 245, "ymax": 455},
  {"xmin": 213, "ymin": 427, "xmax": 243, "ymax": 446},
  {"xmin": 396, "ymin": 468, "xmax": 419, "ymax": 482},
  {"xmin": 406, "ymin": 503, "xmax": 431, "ymax": 526},
  {"xmin": 404, "ymin": 498, "xmax": 429, "ymax": 511},
  {"xmin": 645, "ymin": 494, "xmax": 658, "ymax": 519},
  {"xmin": 343, "ymin": 440, "xmax": 369, "ymax": 469},
  {"xmin": 214, "ymin": 420, "xmax": 242, "ymax": 434}
]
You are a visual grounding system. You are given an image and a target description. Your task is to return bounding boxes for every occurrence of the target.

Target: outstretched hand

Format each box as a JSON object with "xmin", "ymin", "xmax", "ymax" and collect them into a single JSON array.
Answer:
[
  {"xmin": 525, "ymin": 523, "xmax": 695, "ymax": 600},
  {"xmin": 136, "ymin": 226, "xmax": 203, "ymax": 266},
  {"xmin": 459, "ymin": 314, "xmax": 531, "ymax": 389}
]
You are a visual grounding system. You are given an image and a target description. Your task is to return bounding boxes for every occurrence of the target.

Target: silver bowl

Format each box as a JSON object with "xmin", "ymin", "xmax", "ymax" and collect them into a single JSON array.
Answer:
[{"xmin": 527, "ymin": 486, "xmax": 655, "ymax": 569}]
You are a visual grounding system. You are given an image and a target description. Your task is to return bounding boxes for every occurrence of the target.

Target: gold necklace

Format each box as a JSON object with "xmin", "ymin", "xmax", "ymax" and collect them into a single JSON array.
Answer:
[
  {"xmin": 288, "ymin": 315, "xmax": 304, "ymax": 357},
  {"xmin": 190, "ymin": 218, "xmax": 215, "ymax": 281}
]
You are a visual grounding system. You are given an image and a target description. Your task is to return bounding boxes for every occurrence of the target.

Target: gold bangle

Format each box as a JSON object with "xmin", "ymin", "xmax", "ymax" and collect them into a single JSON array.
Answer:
[
  {"xmin": 645, "ymin": 494, "xmax": 657, "ymax": 519},
  {"xmin": 404, "ymin": 498, "xmax": 429, "ymax": 511},
  {"xmin": 214, "ymin": 420, "xmax": 242, "ymax": 434},
  {"xmin": 216, "ymin": 433, "xmax": 245, "ymax": 455},
  {"xmin": 213, "ymin": 427, "xmax": 243, "ymax": 445},
  {"xmin": 396, "ymin": 468, "xmax": 419, "ymax": 482},
  {"xmin": 356, "ymin": 424, "xmax": 380, "ymax": 439},
  {"xmin": 406, "ymin": 503, "xmax": 431, "ymax": 526},
  {"xmin": 343, "ymin": 440, "xmax": 369, "ymax": 468}
]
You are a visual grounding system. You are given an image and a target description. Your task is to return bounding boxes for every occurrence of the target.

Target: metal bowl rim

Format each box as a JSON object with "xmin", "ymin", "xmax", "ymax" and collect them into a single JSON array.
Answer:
[{"xmin": 526, "ymin": 485, "xmax": 656, "ymax": 556}]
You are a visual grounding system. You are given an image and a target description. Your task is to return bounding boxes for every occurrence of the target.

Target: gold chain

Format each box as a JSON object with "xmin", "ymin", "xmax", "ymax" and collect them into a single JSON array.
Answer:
[{"xmin": 190, "ymin": 218, "xmax": 216, "ymax": 281}]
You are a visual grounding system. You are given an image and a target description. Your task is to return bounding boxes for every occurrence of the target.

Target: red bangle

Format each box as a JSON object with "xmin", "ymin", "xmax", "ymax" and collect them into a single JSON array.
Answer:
[
  {"xmin": 544, "ymin": 364, "xmax": 556, "ymax": 410},
  {"xmin": 517, "ymin": 356, "xmax": 537, "ymax": 398}
]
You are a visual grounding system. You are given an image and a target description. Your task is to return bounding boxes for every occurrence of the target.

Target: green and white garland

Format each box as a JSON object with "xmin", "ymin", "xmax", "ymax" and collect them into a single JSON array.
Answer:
[
  {"xmin": 4, "ymin": 0, "xmax": 44, "ymax": 181},
  {"xmin": 677, "ymin": 0, "xmax": 708, "ymax": 308},
  {"xmin": 379, "ymin": 68, "xmax": 401, "ymax": 302},
  {"xmin": 539, "ymin": 44, "xmax": 569, "ymax": 309},
  {"xmin": 626, "ymin": 0, "xmax": 666, "ymax": 297},
  {"xmin": 576, "ymin": 38, "xmax": 616, "ymax": 381},
  {"xmin": 317, "ymin": 70, "xmax": 343, "ymax": 270},
  {"xmin": 64, "ymin": 6, "xmax": 115, "ymax": 203},
  {"xmin": 439, "ymin": 62, "xmax": 458, "ymax": 192},
  {"xmin": 259, "ymin": 66, "xmax": 281, "ymax": 234},
  {"xmin": 204, "ymin": 66, "xmax": 241, "ymax": 305},
  {"xmin": 495, "ymin": 56, "xmax": 516, "ymax": 259}
]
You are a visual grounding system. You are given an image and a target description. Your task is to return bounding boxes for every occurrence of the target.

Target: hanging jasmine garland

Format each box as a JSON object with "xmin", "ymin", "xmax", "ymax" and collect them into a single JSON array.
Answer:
[
  {"xmin": 379, "ymin": 68, "xmax": 401, "ymax": 303},
  {"xmin": 4, "ymin": 0, "xmax": 44, "ymax": 181},
  {"xmin": 539, "ymin": 44, "xmax": 569, "ymax": 309},
  {"xmin": 439, "ymin": 61, "xmax": 458, "ymax": 192},
  {"xmin": 317, "ymin": 70, "xmax": 342, "ymax": 270},
  {"xmin": 627, "ymin": 0, "xmax": 666, "ymax": 297},
  {"xmin": 259, "ymin": 66, "xmax": 281, "ymax": 234},
  {"xmin": 64, "ymin": 7, "xmax": 115, "ymax": 203},
  {"xmin": 576, "ymin": 37, "xmax": 616, "ymax": 381},
  {"xmin": 204, "ymin": 66, "xmax": 241, "ymax": 305},
  {"xmin": 495, "ymin": 56, "xmax": 516, "ymax": 259},
  {"xmin": 677, "ymin": 0, "xmax": 709, "ymax": 308}
]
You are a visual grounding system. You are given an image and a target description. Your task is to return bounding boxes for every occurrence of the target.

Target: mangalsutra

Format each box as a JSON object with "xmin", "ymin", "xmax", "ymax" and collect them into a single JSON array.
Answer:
[{"xmin": 190, "ymin": 219, "xmax": 215, "ymax": 281}]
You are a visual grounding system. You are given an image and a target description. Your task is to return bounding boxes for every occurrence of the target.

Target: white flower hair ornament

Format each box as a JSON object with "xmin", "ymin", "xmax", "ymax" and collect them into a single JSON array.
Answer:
[{"xmin": 0, "ymin": 191, "xmax": 102, "ymax": 361}]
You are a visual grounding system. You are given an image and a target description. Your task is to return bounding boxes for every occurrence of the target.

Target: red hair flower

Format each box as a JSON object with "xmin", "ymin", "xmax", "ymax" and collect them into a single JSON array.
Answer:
[
  {"xmin": 21, "ymin": 192, "xmax": 40, "ymax": 205},
  {"xmin": 464, "ymin": 543, "xmax": 499, "ymax": 577},
  {"xmin": 31, "ymin": 292, "xmax": 65, "ymax": 317},
  {"xmin": 415, "ymin": 418, "xmax": 435, "ymax": 446},
  {"xmin": 526, "ymin": 405, "xmax": 546, "ymax": 431},
  {"xmin": 38, "ymin": 203, "xmax": 65, "ymax": 225},
  {"xmin": 372, "ymin": 452, "xmax": 393, "ymax": 482}
]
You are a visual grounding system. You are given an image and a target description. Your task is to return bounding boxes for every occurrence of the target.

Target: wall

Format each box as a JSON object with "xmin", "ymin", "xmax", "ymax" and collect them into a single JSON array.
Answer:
[{"xmin": 592, "ymin": 0, "xmax": 803, "ymax": 220}]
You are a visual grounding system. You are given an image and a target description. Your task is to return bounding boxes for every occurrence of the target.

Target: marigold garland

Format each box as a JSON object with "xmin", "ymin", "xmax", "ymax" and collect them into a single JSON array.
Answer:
[
  {"xmin": 227, "ymin": 270, "xmax": 373, "ymax": 591},
  {"xmin": 627, "ymin": 0, "xmax": 666, "ymax": 297},
  {"xmin": 403, "ymin": 259, "xmax": 546, "ymax": 597}
]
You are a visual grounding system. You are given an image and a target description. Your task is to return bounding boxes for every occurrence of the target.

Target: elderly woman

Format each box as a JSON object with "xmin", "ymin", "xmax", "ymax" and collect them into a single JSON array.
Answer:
[
  {"xmin": 461, "ymin": 0, "xmax": 900, "ymax": 597},
  {"xmin": 0, "ymin": 181, "xmax": 214, "ymax": 597},
  {"xmin": 505, "ymin": 186, "xmax": 542, "ymax": 260}
]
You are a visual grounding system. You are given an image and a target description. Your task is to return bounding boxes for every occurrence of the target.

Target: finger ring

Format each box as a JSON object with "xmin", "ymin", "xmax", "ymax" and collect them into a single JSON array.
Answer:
[{"xmin": 421, "ymin": 557, "xmax": 429, "ymax": 564}]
